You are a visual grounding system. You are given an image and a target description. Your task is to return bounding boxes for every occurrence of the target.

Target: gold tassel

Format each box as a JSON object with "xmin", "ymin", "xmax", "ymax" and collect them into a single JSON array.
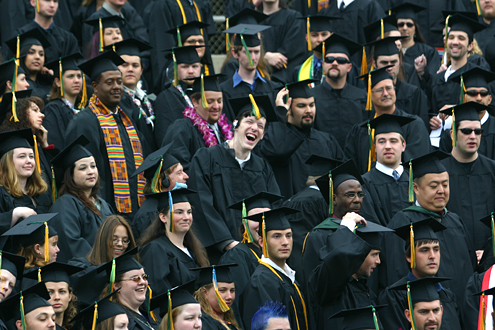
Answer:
[
  {"xmin": 33, "ymin": 135, "xmax": 41, "ymax": 174},
  {"xmin": 452, "ymin": 108, "xmax": 457, "ymax": 147},
  {"xmin": 37, "ymin": 268, "xmax": 42, "ymax": 282},
  {"xmin": 262, "ymin": 213, "xmax": 268, "ymax": 258},
  {"xmin": 481, "ymin": 292, "xmax": 486, "ymax": 330},
  {"xmin": 44, "ymin": 222, "xmax": 49, "ymax": 263},
  {"xmin": 148, "ymin": 285, "xmax": 157, "ymax": 321},
  {"xmin": 307, "ymin": 17, "xmax": 311, "ymax": 51},
  {"xmin": 78, "ymin": 74, "xmax": 88, "ymax": 109},
  {"xmin": 380, "ymin": 18, "xmax": 384, "ymax": 39},
  {"xmin": 213, "ymin": 267, "xmax": 230, "ymax": 312},
  {"xmin": 225, "ymin": 18, "xmax": 230, "ymax": 53},
  {"xmin": 11, "ymin": 92, "xmax": 19, "ymax": 122},
  {"xmin": 249, "ymin": 94, "xmax": 261, "ymax": 119},
  {"xmin": 442, "ymin": 16, "xmax": 450, "ymax": 66},
  {"xmin": 91, "ymin": 302, "xmax": 98, "ymax": 330},
  {"xmin": 167, "ymin": 290, "xmax": 174, "ymax": 330},
  {"xmin": 99, "ymin": 18, "xmax": 104, "ymax": 52},
  {"xmin": 200, "ymin": 74, "xmax": 208, "ymax": 108},
  {"xmin": 360, "ymin": 47, "xmax": 367, "ymax": 75},
  {"xmin": 408, "ymin": 160, "xmax": 414, "ymax": 202},
  {"xmin": 59, "ymin": 58, "xmax": 64, "ymax": 98},
  {"xmin": 407, "ymin": 282, "xmax": 417, "ymax": 330},
  {"xmin": 322, "ymin": 42, "xmax": 325, "ymax": 58},
  {"xmin": 410, "ymin": 222, "xmax": 416, "ymax": 268},
  {"xmin": 365, "ymin": 73, "xmax": 372, "ymax": 111},
  {"xmin": 476, "ymin": 0, "xmax": 481, "ymax": 16},
  {"xmin": 328, "ymin": 172, "xmax": 333, "ymax": 215}
]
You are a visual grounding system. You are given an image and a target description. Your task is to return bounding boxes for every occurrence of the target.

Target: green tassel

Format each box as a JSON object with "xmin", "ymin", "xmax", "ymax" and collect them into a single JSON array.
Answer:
[
  {"xmin": 240, "ymin": 30, "xmax": 254, "ymax": 67},
  {"xmin": 176, "ymin": 26, "xmax": 183, "ymax": 47},
  {"xmin": 169, "ymin": 192, "xmax": 174, "ymax": 232},
  {"xmin": 371, "ymin": 305, "xmax": 380, "ymax": 330},
  {"xmin": 407, "ymin": 282, "xmax": 417, "ymax": 330},
  {"xmin": 328, "ymin": 172, "xmax": 333, "ymax": 215},
  {"xmin": 408, "ymin": 160, "xmax": 414, "ymax": 202},
  {"xmin": 109, "ymin": 259, "xmax": 116, "ymax": 296}
]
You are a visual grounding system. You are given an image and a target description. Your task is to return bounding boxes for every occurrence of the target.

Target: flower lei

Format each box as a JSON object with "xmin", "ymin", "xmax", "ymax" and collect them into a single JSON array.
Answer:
[{"xmin": 183, "ymin": 106, "xmax": 233, "ymax": 147}]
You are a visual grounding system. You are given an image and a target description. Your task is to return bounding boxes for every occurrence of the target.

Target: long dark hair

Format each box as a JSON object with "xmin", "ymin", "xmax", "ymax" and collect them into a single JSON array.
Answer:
[{"xmin": 0, "ymin": 96, "xmax": 44, "ymax": 132}]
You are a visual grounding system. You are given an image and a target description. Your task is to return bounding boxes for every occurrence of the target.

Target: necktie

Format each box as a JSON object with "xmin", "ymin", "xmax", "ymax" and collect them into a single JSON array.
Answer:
[
  {"xmin": 210, "ymin": 124, "xmax": 221, "ymax": 143},
  {"xmin": 392, "ymin": 170, "xmax": 400, "ymax": 182}
]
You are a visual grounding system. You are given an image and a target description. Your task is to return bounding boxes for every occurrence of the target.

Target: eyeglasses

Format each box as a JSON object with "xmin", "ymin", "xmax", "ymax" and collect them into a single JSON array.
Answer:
[
  {"xmin": 113, "ymin": 238, "xmax": 131, "ymax": 245},
  {"xmin": 397, "ymin": 22, "xmax": 414, "ymax": 28},
  {"xmin": 465, "ymin": 90, "xmax": 490, "ymax": 97},
  {"xmin": 459, "ymin": 128, "xmax": 483, "ymax": 135},
  {"xmin": 336, "ymin": 192, "xmax": 365, "ymax": 199},
  {"xmin": 324, "ymin": 56, "xmax": 351, "ymax": 64},
  {"xmin": 372, "ymin": 85, "xmax": 395, "ymax": 94},
  {"xmin": 122, "ymin": 274, "xmax": 149, "ymax": 282}
]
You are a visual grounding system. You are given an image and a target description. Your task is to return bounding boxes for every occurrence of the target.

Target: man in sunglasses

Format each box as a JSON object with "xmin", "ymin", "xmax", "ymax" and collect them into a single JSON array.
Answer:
[
  {"xmin": 311, "ymin": 33, "xmax": 367, "ymax": 148},
  {"xmin": 440, "ymin": 102, "xmax": 495, "ymax": 253}
]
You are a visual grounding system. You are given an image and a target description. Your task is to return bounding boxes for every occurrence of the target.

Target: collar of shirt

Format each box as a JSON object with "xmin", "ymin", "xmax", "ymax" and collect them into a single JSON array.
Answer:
[
  {"xmin": 33, "ymin": 20, "xmax": 54, "ymax": 32},
  {"xmin": 235, "ymin": 152, "xmax": 251, "ymax": 168},
  {"xmin": 124, "ymin": 85, "xmax": 147, "ymax": 100},
  {"xmin": 309, "ymin": 185, "xmax": 319, "ymax": 190},
  {"xmin": 337, "ymin": 0, "xmax": 355, "ymax": 8},
  {"xmin": 124, "ymin": 86, "xmax": 136, "ymax": 98},
  {"xmin": 261, "ymin": 256, "xmax": 296, "ymax": 283},
  {"xmin": 407, "ymin": 271, "xmax": 444, "ymax": 292},
  {"xmin": 482, "ymin": 110, "xmax": 489, "ymax": 125},
  {"xmin": 375, "ymin": 162, "xmax": 404, "ymax": 178},
  {"xmin": 444, "ymin": 66, "xmax": 455, "ymax": 82},
  {"xmin": 103, "ymin": 2, "xmax": 125, "ymax": 18},
  {"xmin": 232, "ymin": 69, "xmax": 266, "ymax": 88},
  {"xmin": 313, "ymin": 54, "xmax": 322, "ymax": 66}
]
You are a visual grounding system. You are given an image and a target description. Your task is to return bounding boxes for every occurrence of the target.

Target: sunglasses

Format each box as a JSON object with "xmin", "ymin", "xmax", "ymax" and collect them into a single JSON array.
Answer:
[
  {"xmin": 122, "ymin": 274, "xmax": 149, "ymax": 282},
  {"xmin": 459, "ymin": 128, "xmax": 483, "ymax": 135},
  {"xmin": 465, "ymin": 90, "xmax": 490, "ymax": 97},
  {"xmin": 325, "ymin": 56, "xmax": 350, "ymax": 64},
  {"xmin": 397, "ymin": 22, "xmax": 414, "ymax": 28}
]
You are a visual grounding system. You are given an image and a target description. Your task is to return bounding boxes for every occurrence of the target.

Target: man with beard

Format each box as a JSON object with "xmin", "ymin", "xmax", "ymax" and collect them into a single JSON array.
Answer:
[
  {"xmin": 474, "ymin": 0, "xmax": 495, "ymax": 54},
  {"xmin": 255, "ymin": 79, "xmax": 344, "ymax": 199},
  {"xmin": 311, "ymin": 34, "xmax": 367, "ymax": 148}
]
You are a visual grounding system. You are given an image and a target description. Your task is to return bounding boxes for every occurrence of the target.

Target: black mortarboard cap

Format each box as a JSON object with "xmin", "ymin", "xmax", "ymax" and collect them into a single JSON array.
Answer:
[
  {"xmin": 228, "ymin": 8, "xmax": 269, "ymax": 26},
  {"xmin": 390, "ymin": 277, "xmax": 449, "ymax": 303},
  {"xmin": 392, "ymin": 218, "xmax": 447, "ymax": 243},
  {"xmin": 365, "ymin": 113, "xmax": 414, "ymax": 136},
  {"xmin": 367, "ymin": 36, "xmax": 405, "ymax": 57},
  {"xmin": 5, "ymin": 28, "xmax": 51, "ymax": 55},
  {"xmin": 0, "ymin": 128, "xmax": 34, "ymax": 157},
  {"xmin": 228, "ymin": 191, "xmax": 283, "ymax": 213},
  {"xmin": 330, "ymin": 305, "xmax": 386, "ymax": 330},
  {"xmin": 333, "ymin": 219, "xmax": 393, "ymax": 249},
  {"xmin": 0, "ymin": 59, "xmax": 26, "ymax": 86},
  {"xmin": 450, "ymin": 66, "xmax": 495, "ymax": 89},
  {"xmin": 443, "ymin": 11, "xmax": 479, "ymax": 23},
  {"xmin": 189, "ymin": 73, "xmax": 222, "ymax": 93},
  {"xmin": 78, "ymin": 51, "xmax": 125, "ymax": 80},
  {"xmin": 24, "ymin": 262, "xmax": 84, "ymax": 284},
  {"xmin": 304, "ymin": 154, "xmax": 342, "ymax": 177},
  {"xmin": 245, "ymin": 207, "xmax": 298, "ymax": 236},
  {"xmin": 166, "ymin": 46, "xmax": 201, "ymax": 64},
  {"xmin": 0, "ymin": 90, "xmax": 32, "ymax": 124},
  {"xmin": 1, "ymin": 213, "xmax": 58, "ymax": 248},
  {"xmin": 408, "ymin": 150, "xmax": 450, "ymax": 180},
  {"xmin": 388, "ymin": 2, "xmax": 425, "ymax": 20},
  {"xmin": 0, "ymin": 251, "xmax": 25, "ymax": 279},
  {"xmin": 150, "ymin": 281, "xmax": 198, "ymax": 318},
  {"xmin": 284, "ymin": 79, "xmax": 318, "ymax": 99},
  {"xmin": 132, "ymin": 143, "xmax": 179, "ymax": 180},
  {"xmin": 439, "ymin": 101, "xmax": 484, "ymax": 123},
  {"xmin": 313, "ymin": 33, "xmax": 362, "ymax": 58},
  {"xmin": 104, "ymin": 38, "xmax": 152, "ymax": 57},
  {"xmin": 96, "ymin": 247, "xmax": 142, "ymax": 278},
  {"xmin": 228, "ymin": 94, "xmax": 278, "ymax": 123},
  {"xmin": 357, "ymin": 65, "xmax": 394, "ymax": 89},
  {"xmin": 224, "ymin": 24, "xmax": 270, "ymax": 47},
  {"xmin": 190, "ymin": 264, "xmax": 238, "ymax": 287},
  {"xmin": 70, "ymin": 290, "xmax": 126, "ymax": 330},
  {"xmin": 166, "ymin": 21, "xmax": 210, "ymax": 44},
  {"xmin": 45, "ymin": 53, "xmax": 83, "ymax": 77},
  {"xmin": 84, "ymin": 15, "xmax": 125, "ymax": 34},
  {"xmin": 147, "ymin": 188, "xmax": 196, "ymax": 211},
  {"xmin": 51, "ymin": 135, "xmax": 92, "ymax": 173},
  {"xmin": 0, "ymin": 282, "xmax": 51, "ymax": 321},
  {"xmin": 296, "ymin": 15, "xmax": 340, "ymax": 32},
  {"xmin": 447, "ymin": 13, "xmax": 486, "ymax": 39},
  {"xmin": 364, "ymin": 15, "xmax": 398, "ymax": 43}
]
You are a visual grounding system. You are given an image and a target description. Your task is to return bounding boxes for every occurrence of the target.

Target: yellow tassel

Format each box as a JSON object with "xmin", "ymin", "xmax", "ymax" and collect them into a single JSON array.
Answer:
[
  {"xmin": 408, "ymin": 160, "xmax": 414, "ymax": 202},
  {"xmin": 476, "ymin": 0, "xmax": 481, "ymax": 16},
  {"xmin": 213, "ymin": 267, "xmax": 230, "ymax": 312},
  {"xmin": 226, "ymin": 18, "xmax": 230, "ymax": 53},
  {"xmin": 481, "ymin": 292, "xmax": 486, "ymax": 330},
  {"xmin": 380, "ymin": 18, "xmax": 384, "ymax": 39},
  {"xmin": 322, "ymin": 42, "xmax": 325, "ymax": 58},
  {"xmin": 33, "ymin": 135, "xmax": 41, "ymax": 174},
  {"xmin": 307, "ymin": 17, "xmax": 311, "ymax": 51},
  {"xmin": 91, "ymin": 302, "xmax": 98, "ymax": 330},
  {"xmin": 99, "ymin": 18, "xmax": 104, "ymax": 52},
  {"xmin": 200, "ymin": 74, "xmax": 208, "ymax": 108},
  {"xmin": 328, "ymin": 172, "xmax": 333, "ymax": 215},
  {"xmin": 20, "ymin": 294, "xmax": 26, "ymax": 330},
  {"xmin": 262, "ymin": 213, "xmax": 269, "ymax": 258},
  {"xmin": 452, "ymin": 108, "xmax": 457, "ymax": 147},
  {"xmin": 38, "ymin": 268, "xmax": 42, "ymax": 282},
  {"xmin": 148, "ymin": 285, "xmax": 157, "ymax": 321},
  {"xmin": 16, "ymin": 35, "xmax": 20, "ymax": 60},
  {"xmin": 35, "ymin": 0, "xmax": 40, "ymax": 12},
  {"xmin": 44, "ymin": 222, "xmax": 49, "ymax": 263},
  {"xmin": 410, "ymin": 223, "xmax": 416, "ymax": 268},
  {"xmin": 167, "ymin": 291, "xmax": 174, "ymax": 330},
  {"xmin": 11, "ymin": 93, "xmax": 19, "ymax": 122},
  {"xmin": 442, "ymin": 16, "xmax": 450, "ymax": 66},
  {"xmin": 407, "ymin": 283, "xmax": 417, "ymax": 330},
  {"xmin": 59, "ymin": 59, "xmax": 64, "ymax": 98},
  {"xmin": 308, "ymin": 0, "xmax": 310, "ymax": 8},
  {"xmin": 360, "ymin": 47, "xmax": 367, "ymax": 75},
  {"xmin": 249, "ymin": 94, "xmax": 261, "ymax": 119},
  {"xmin": 365, "ymin": 74, "xmax": 372, "ymax": 111},
  {"xmin": 78, "ymin": 74, "xmax": 88, "ymax": 110},
  {"xmin": 151, "ymin": 158, "xmax": 163, "ymax": 193}
]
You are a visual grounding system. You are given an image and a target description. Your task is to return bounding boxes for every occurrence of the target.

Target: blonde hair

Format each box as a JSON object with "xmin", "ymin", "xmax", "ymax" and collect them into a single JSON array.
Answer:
[
  {"xmin": 158, "ymin": 305, "xmax": 186, "ymax": 330},
  {"xmin": 193, "ymin": 285, "xmax": 242, "ymax": 330}
]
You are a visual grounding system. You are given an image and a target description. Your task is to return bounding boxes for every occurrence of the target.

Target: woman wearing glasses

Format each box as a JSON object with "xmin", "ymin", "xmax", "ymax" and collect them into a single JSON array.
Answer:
[
  {"xmin": 49, "ymin": 136, "xmax": 113, "ymax": 263},
  {"xmin": 139, "ymin": 188, "xmax": 209, "ymax": 296}
]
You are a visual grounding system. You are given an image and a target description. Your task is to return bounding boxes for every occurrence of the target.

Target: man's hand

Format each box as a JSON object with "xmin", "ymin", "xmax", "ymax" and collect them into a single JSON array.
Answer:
[
  {"xmin": 437, "ymin": 63, "xmax": 448, "ymax": 74},
  {"xmin": 275, "ymin": 87, "xmax": 292, "ymax": 110},
  {"xmin": 414, "ymin": 54, "xmax": 427, "ymax": 77},
  {"xmin": 264, "ymin": 52, "xmax": 288, "ymax": 69},
  {"xmin": 341, "ymin": 212, "xmax": 367, "ymax": 231},
  {"xmin": 224, "ymin": 241, "xmax": 239, "ymax": 251},
  {"xmin": 429, "ymin": 116, "xmax": 442, "ymax": 130}
]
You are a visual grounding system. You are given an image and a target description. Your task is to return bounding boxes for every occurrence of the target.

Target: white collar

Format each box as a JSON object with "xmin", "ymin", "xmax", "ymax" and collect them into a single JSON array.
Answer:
[
  {"xmin": 444, "ymin": 66, "xmax": 455, "ymax": 82},
  {"xmin": 235, "ymin": 152, "xmax": 251, "ymax": 167},
  {"xmin": 375, "ymin": 162, "xmax": 404, "ymax": 178},
  {"xmin": 261, "ymin": 256, "xmax": 296, "ymax": 283},
  {"xmin": 337, "ymin": 0, "xmax": 354, "ymax": 7},
  {"xmin": 309, "ymin": 185, "xmax": 319, "ymax": 190},
  {"xmin": 482, "ymin": 111, "xmax": 489, "ymax": 125}
]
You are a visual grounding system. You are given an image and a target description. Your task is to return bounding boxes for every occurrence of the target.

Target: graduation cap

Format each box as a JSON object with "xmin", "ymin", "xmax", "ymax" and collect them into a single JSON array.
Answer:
[
  {"xmin": 244, "ymin": 207, "xmax": 298, "ymax": 258},
  {"xmin": 0, "ymin": 251, "xmax": 25, "ymax": 280},
  {"xmin": 45, "ymin": 53, "xmax": 86, "ymax": 106},
  {"xmin": 227, "ymin": 8, "xmax": 268, "ymax": 26},
  {"xmin": 450, "ymin": 67, "xmax": 495, "ymax": 104},
  {"xmin": 315, "ymin": 159, "xmax": 363, "ymax": 215},
  {"xmin": 228, "ymin": 94, "xmax": 278, "ymax": 123},
  {"xmin": 84, "ymin": 15, "xmax": 125, "ymax": 52},
  {"xmin": 329, "ymin": 305, "xmax": 386, "ymax": 330},
  {"xmin": 333, "ymin": 219, "xmax": 393, "ymax": 249},
  {"xmin": 387, "ymin": 2, "xmax": 425, "ymax": 19},
  {"xmin": 0, "ymin": 282, "xmax": 51, "ymax": 324},
  {"xmin": 364, "ymin": 15, "xmax": 398, "ymax": 43},
  {"xmin": 78, "ymin": 51, "xmax": 125, "ymax": 82},
  {"xmin": 479, "ymin": 213, "xmax": 495, "ymax": 258},
  {"xmin": 366, "ymin": 36, "xmax": 406, "ymax": 57},
  {"xmin": 392, "ymin": 218, "xmax": 446, "ymax": 268},
  {"xmin": 366, "ymin": 113, "xmax": 414, "ymax": 137},
  {"xmin": 5, "ymin": 28, "xmax": 51, "ymax": 57},
  {"xmin": 313, "ymin": 33, "xmax": 362, "ymax": 58},
  {"xmin": 188, "ymin": 74, "xmax": 223, "ymax": 108},
  {"xmin": 357, "ymin": 65, "xmax": 394, "ymax": 112},
  {"xmin": 448, "ymin": 13, "xmax": 486, "ymax": 39},
  {"xmin": 305, "ymin": 154, "xmax": 342, "ymax": 177},
  {"xmin": 1, "ymin": 213, "xmax": 58, "ymax": 263},
  {"xmin": 104, "ymin": 38, "xmax": 152, "ymax": 56},
  {"xmin": 297, "ymin": 15, "xmax": 341, "ymax": 51},
  {"xmin": 228, "ymin": 191, "xmax": 283, "ymax": 244},
  {"xmin": 150, "ymin": 281, "xmax": 198, "ymax": 319},
  {"xmin": 131, "ymin": 143, "xmax": 179, "ymax": 191},
  {"xmin": 70, "ymin": 290, "xmax": 126, "ymax": 330},
  {"xmin": 439, "ymin": 102, "xmax": 484, "ymax": 147},
  {"xmin": 23, "ymin": 262, "xmax": 84, "ymax": 284},
  {"xmin": 166, "ymin": 46, "xmax": 202, "ymax": 87},
  {"xmin": 166, "ymin": 21, "xmax": 210, "ymax": 46},
  {"xmin": 0, "ymin": 128, "xmax": 34, "ymax": 157},
  {"xmin": 284, "ymin": 79, "xmax": 318, "ymax": 99},
  {"xmin": 190, "ymin": 264, "xmax": 237, "ymax": 312},
  {"xmin": 96, "ymin": 247, "xmax": 141, "ymax": 293},
  {"xmin": 0, "ymin": 59, "xmax": 26, "ymax": 87},
  {"xmin": 224, "ymin": 24, "xmax": 270, "ymax": 66},
  {"xmin": 0, "ymin": 89, "xmax": 32, "ymax": 125}
]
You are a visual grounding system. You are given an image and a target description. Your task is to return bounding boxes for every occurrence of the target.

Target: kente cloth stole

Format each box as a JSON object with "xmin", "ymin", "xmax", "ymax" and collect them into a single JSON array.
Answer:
[{"xmin": 88, "ymin": 94, "xmax": 145, "ymax": 212}]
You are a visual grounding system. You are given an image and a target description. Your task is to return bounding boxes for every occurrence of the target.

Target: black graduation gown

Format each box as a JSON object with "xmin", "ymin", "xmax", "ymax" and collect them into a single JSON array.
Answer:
[
  {"xmin": 15, "ymin": 21, "xmax": 78, "ymax": 63},
  {"xmin": 48, "ymin": 193, "xmax": 113, "ymax": 263},
  {"xmin": 362, "ymin": 167, "xmax": 413, "ymax": 226},
  {"xmin": 283, "ymin": 187, "xmax": 327, "ymax": 283},
  {"xmin": 381, "ymin": 206, "xmax": 476, "ymax": 304},
  {"xmin": 260, "ymin": 9, "xmax": 307, "ymax": 84},
  {"xmin": 240, "ymin": 262, "xmax": 308, "ymax": 330},
  {"xmin": 313, "ymin": 80, "xmax": 367, "ymax": 148},
  {"xmin": 68, "ymin": 257, "xmax": 108, "ymax": 305},
  {"xmin": 255, "ymin": 122, "xmax": 344, "ymax": 199},
  {"xmin": 377, "ymin": 274, "xmax": 463, "ymax": 330},
  {"xmin": 440, "ymin": 114, "xmax": 495, "ymax": 161},
  {"xmin": 65, "ymin": 104, "xmax": 149, "ymax": 217},
  {"xmin": 395, "ymin": 78, "xmax": 430, "ymax": 129},
  {"xmin": 220, "ymin": 74, "xmax": 282, "ymax": 122},
  {"xmin": 139, "ymin": 235, "xmax": 199, "ymax": 296},
  {"xmin": 402, "ymin": 42, "xmax": 442, "ymax": 77},
  {"xmin": 26, "ymin": 77, "xmax": 52, "ymax": 104},
  {"xmin": 344, "ymin": 108, "xmax": 431, "ymax": 174},
  {"xmin": 123, "ymin": 306, "xmax": 159, "ymax": 330},
  {"xmin": 308, "ymin": 226, "xmax": 377, "ymax": 330},
  {"xmin": 201, "ymin": 313, "xmax": 237, "ymax": 330},
  {"xmin": 187, "ymin": 143, "xmax": 281, "ymax": 256},
  {"xmin": 120, "ymin": 93, "xmax": 156, "ymax": 152},
  {"xmin": 70, "ymin": 2, "xmax": 96, "ymax": 52},
  {"xmin": 131, "ymin": 198, "xmax": 157, "ymax": 240},
  {"xmin": 43, "ymin": 99, "xmax": 75, "ymax": 150},
  {"xmin": 475, "ymin": 21, "xmax": 495, "ymax": 55},
  {"xmin": 441, "ymin": 155, "xmax": 495, "ymax": 250},
  {"xmin": 153, "ymin": 84, "xmax": 190, "ymax": 145}
]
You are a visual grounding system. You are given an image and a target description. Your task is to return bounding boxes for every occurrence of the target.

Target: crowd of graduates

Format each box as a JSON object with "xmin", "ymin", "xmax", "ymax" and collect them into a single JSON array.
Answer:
[{"xmin": 3, "ymin": 0, "xmax": 495, "ymax": 330}]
